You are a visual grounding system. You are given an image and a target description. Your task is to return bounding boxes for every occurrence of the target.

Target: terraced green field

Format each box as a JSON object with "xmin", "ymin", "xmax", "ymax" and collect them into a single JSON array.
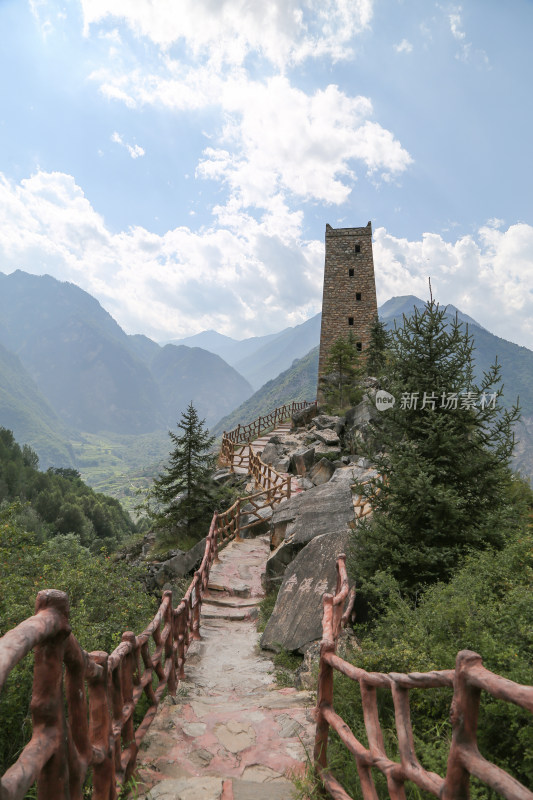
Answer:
[{"xmin": 71, "ymin": 430, "xmax": 170, "ymax": 516}]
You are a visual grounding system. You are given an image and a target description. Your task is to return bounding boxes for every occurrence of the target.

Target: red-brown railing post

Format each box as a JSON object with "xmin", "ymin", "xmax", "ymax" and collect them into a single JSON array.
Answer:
[
  {"xmin": 175, "ymin": 606, "xmax": 187, "ymax": 680},
  {"xmin": 120, "ymin": 631, "xmax": 136, "ymax": 783},
  {"xmin": 162, "ymin": 590, "xmax": 176, "ymax": 697},
  {"xmin": 442, "ymin": 650, "xmax": 483, "ymax": 800},
  {"xmin": 31, "ymin": 590, "xmax": 71, "ymax": 800},
  {"xmin": 64, "ymin": 638, "xmax": 92, "ymax": 800},
  {"xmin": 234, "ymin": 499, "xmax": 242, "ymax": 542},
  {"xmin": 191, "ymin": 575, "xmax": 201, "ymax": 640},
  {"xmin": 88, "ymin": 650, "xmax": 115, "ymax": 800},
  {"xmin": 314, "ymin": 594, "xmax": 335, "ymax": 780}
]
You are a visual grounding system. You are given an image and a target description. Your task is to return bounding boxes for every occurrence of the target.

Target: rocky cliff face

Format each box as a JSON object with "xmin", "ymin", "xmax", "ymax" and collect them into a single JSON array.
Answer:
[{"xmin": 257, "ymin": 396, "xmax": 379, "ymax": 655}]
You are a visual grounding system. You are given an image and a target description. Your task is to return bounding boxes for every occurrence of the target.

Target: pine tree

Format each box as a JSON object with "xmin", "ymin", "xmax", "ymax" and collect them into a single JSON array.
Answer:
[
  {"xmin": 364, "ymin": 315, "xmax": 391, "ymax": 378},
  {"xmin": 352, "ymin": 293, "xmax": 520, "ymax": 601},
  {"xmin": 150, "ymin": 402, "xmax": 216, "ymax": 542},
  {"xmin": 320, "ymin": 332, "xmax": 361, "ymax": 409}
]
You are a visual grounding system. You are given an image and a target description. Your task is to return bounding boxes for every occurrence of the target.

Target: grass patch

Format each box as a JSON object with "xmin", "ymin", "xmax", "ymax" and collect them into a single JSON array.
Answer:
[
  {"xmin": 257, "ymin": 587, "xmax": 279, "ymax": 632},
  {"xmin": 272, "ymin": 647, "xmax": 303, "ymax": 687}
]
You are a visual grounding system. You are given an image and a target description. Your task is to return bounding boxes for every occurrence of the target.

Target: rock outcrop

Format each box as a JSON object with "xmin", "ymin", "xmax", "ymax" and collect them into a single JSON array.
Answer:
[
  {"xmin": 265, "ymin": 479, "xmax": 355, "ymax": 591},
  {"xmin": 260, "ymin": 529, "xmax": 352, "ymax": 654}
]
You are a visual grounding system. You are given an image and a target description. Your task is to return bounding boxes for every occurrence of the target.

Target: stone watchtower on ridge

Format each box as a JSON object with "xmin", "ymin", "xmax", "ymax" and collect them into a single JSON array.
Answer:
[{"xmin": 317, "ymin": 221, "xmax": 378, "ymax": 396}]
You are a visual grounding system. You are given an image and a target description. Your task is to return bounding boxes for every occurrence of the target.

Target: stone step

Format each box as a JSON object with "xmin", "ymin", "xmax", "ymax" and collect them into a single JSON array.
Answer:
[
  {"xmin": 201, "ymin": 605, "xmax": 258, "ymax": 621},
  {"xmin": 208, "ymin": 580, "xmax": 251, "ymax": 598},
  {"xmin": 202, "ymin": 595, "xmax": 260, "ymax": 609},
  {"xmin": 141, "ymin": 775, "xmax": 296, "ymax": 800},
  {"xmin": 229, "ymin": 778, "xmax": 295, "ymax": 800}
]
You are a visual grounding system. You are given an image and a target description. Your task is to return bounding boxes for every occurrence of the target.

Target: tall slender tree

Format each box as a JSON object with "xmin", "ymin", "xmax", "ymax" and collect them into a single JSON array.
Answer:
[
  {"xmin": 320, "ymin": 332, "xmax": 361, "ymax": 409},
  {"xmin": 150, "ymin": 402, "xmax": 216, "ymax": 541},
  {"xmin": 364, "ymin": 315, "xmax": 391, "ymax": 378}
]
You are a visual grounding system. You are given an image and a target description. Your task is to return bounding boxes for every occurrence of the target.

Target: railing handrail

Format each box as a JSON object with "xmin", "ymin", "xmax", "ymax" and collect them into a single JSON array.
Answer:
[
  {"xmin": 313, "ymin": 558, "xmax": 533, "ymax": 800},
  {"xmin": 0, "ymin": 403, "xmax": 302, "ymax": 800},
  {"xmin": 222, "ymin": 400, "xmax": 317, "ymax": 447}
]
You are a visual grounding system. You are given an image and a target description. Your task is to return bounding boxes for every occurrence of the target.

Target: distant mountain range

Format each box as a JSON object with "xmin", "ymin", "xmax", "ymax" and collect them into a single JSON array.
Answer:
[
  {"xmin": 0, "ymin": 271, "xmax": 253, "ymax": 466},
  {"xmin": 214, "ymin": 295, "xmax": 533, "ymax": 480},
  {"xmin": 0, "ymin": 273, "xmax": 531, "ymax": 482},
  {"xmin": 212, "ymin": 347, "xmax": 319, "ymax": 437},
  {"xmin": 167, "ymin": 313, "xmax": 321, "ymax": 390}
]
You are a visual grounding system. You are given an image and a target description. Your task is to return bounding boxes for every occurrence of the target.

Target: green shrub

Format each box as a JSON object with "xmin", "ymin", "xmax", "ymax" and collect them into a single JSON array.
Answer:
[
  {"xmin": 329, "ymin": 525, "xmax": 533, "ymax": 798},
  {"xmin": 0, "ymin": 504, "xmax": 157, "ymax": 777}
]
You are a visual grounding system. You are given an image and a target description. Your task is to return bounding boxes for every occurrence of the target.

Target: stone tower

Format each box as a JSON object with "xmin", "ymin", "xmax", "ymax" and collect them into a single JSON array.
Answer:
[{"xmin": 317, "ymin": 221, "xmax": 378, "ymax": 394}]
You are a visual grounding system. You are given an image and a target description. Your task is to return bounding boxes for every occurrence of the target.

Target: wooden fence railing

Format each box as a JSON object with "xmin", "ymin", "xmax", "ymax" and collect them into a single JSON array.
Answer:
[
  {"xmin": 0, "ymin": 411, "xmax": 298, "ymax": 800},
  {"xmin": 220, "ymin": 400, "xmax": 317, "ymax": 470},
  {"xmin": 0, "ymin": 511, "xmax": 225, "ymax": 800},
  {"xmin": 314, "ymin": 557, "xmax": 533, "ymax": 800}
]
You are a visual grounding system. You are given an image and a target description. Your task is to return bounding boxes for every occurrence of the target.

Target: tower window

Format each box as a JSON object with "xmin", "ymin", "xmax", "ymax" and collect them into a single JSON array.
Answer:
[
  {"xmin": 356, "ymin": 292, "xmax": 362, "ymax": 301},
  {"xmin": 348, "ymin": 268, "xmax": 354, "ymax": 277},
  {"xmin": 348, "ymin": 317, "xmax": 354, "ymax": 326},
  {"xmin": 356, "ymin": 341, "xmax": 362, "ymax": 351},
  {"xmin": 355, "ymin": 244, "xmax": 361, "ymax": 253}
]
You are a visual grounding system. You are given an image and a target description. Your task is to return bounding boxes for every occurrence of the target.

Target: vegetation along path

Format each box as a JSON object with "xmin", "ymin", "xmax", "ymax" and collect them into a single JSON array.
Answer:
[{"xmin": 136, "ymin": 533, "xmax": 315, "ymax": 800}]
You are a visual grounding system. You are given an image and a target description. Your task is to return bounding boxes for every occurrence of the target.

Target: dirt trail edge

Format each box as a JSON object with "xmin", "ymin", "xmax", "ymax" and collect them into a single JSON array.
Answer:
[{"xmin": 137, "ymin": 534, "xmax": 315, "ymax": 800}]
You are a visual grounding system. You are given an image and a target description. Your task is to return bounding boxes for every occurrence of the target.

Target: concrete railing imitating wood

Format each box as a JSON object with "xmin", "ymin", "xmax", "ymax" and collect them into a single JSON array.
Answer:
[
  {"xmin": 0, "ymin": 511, "xmax": 229, "ymax": 800},
  {"xmin": 220, "ymin": 400, "xmax": 317, "ymax": 470},
  {"xmin": 0, "ymin": 400, "xmax": 308, "ymax": 800},
  {"xmin": 314, "ymin": 557, "xmax": 533, "ymax": 800}
]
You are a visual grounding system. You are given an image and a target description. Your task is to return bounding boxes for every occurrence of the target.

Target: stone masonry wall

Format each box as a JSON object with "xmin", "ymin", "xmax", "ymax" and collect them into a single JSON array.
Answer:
[{"xmin": 317, "ymin": 222, "xmax": 378, "ymax": 390}]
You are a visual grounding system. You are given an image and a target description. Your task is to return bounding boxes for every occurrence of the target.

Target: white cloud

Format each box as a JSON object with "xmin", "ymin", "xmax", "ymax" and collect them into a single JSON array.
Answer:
[
  {"xmin": 446, "ymin": 6, "xmax": 490, "ymax": 67},
  {"xmin": 111, "ymin": 131, "xmax": 145, "ymax": 159},
  {"xmin": 449, "ymin": 11, "xmax": 465, "ymax": 41},
  {"xmin": 80, "ymin": 0, "xmax": 374, "ymax": 68},
  {"xmin": 373, "ymin": 223, "xmax": 533, "ymax": 349},
  {"xmin": 0, "ymin": 170, "xmax": 323, "ymax": 339},
  {"xmin": 98, "ymin": 72, "xmax": 412, "ymax": 210},
  {"xmin": 82, "ymin": 0, "xmax": 411, "ymax": 216},
  {"xmin": 394, "ymin": 39, "xmax": 413, "ymax": 54},
  {"xmin": 0, "ymin": 170, "xmax": 532, "ymax": 350}
]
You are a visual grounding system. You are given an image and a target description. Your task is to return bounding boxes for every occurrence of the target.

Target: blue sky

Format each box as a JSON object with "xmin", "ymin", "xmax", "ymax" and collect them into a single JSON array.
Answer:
[{"xmin": 0, "ymin": 1, "xmax": 532, "ymax": 349}]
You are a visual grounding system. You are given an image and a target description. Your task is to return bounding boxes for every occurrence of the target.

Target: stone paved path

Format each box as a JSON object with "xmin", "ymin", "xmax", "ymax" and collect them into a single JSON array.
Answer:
[
  {"xmin": 233, "ymin": 424, "xmax": 301, "ymax": 493},
  {"xmin": 137, "ymin": 534, "xmax": 315, "ymax": 800}
]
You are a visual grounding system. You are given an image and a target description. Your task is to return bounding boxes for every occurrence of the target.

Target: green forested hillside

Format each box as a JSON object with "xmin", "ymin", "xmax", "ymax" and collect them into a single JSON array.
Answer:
[
  {"xmin": 0, "ymin": 342, "xmax": 75, "ymax": 468},
  {"xmin": 212, "ymin": 346, "xmax": 318, "ymax": 436},
  {"xmin": 0, "ymin": 427, "xmax": 138, "ymax": 551},
  {"xmin": 0, "ymin": 503, "xmax": 156, "ymax": 777}
]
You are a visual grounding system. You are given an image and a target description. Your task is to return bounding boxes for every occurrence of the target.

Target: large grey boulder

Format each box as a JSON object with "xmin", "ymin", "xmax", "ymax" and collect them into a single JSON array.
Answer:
[
  {"xmin": 265, "ymin": 480, "xmax": 355, "ymax": 590},
  {"xmin": 260, "ymin": 442, "xmax": 282, "ymax": 465},
  {"xmin": 345, "ymin": 396, "xmax": 378, "ymax": 428},
  {"xmin": 309, "ymin": 457, "xmax": 336, "ymax": 486},
  {"xmin": 314, "ymin": 428, "xmax": 340, "ymax": 446},
  {"xmin": 289, "ymin": 447, "xmax": 315, "ymax": 476},
  {"xmin": 329, "ymin": 465, "xmax": 378, "ymax": 486},
  {"xmin": 261, "ymin": 528, "xmax": 351, "ymax": 654},
  {"xmin": 291, "ymin": 404, "xmax": 318, "ymax": 428},
  {"xmin": 154, "ymin": 536, "xmax": 207, "ymax": 586},
  {"xmin": 314, "ymin": 414, "xmax": 344, "ymax": 435}
]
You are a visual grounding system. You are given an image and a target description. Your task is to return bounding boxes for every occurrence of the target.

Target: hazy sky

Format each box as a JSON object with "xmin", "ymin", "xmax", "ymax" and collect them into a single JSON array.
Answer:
[{"xmin": 1, "ymin": 1, "xmax": 532, "ymax": 348}]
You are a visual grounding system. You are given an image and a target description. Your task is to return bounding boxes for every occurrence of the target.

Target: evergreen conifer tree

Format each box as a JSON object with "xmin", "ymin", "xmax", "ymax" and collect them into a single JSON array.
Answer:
[
  {"xmin": 150, "ymin": 402, "xmax": 216, "ymax": 542},
  {"xmin": 353, "ymin": 293, "xmax": 520, "ymax": 600},
  {"xmin": 365, "ymin": 315, "xmax": 391, "ymax": 378},
  {"xmin": 320, "ymin": 332, "xmax": 361, "ymax": 409}
]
